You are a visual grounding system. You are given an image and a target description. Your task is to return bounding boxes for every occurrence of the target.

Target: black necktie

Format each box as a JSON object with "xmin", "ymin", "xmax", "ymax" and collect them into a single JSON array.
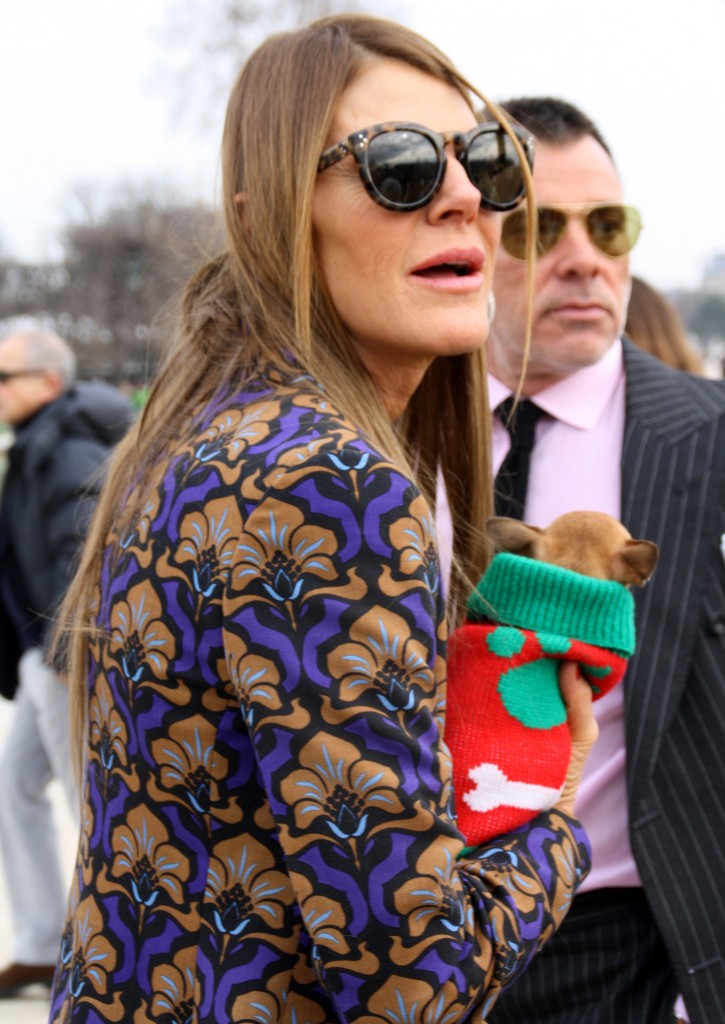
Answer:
[{"xmin": 494, "ymin": 397, "xmax": 543, "ymax": 519}]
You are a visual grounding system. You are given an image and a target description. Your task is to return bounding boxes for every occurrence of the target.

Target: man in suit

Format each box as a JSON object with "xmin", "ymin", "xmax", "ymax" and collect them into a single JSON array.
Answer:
[
  {"xmin": 485, "ymin": 98, "xmax": 725, "ymax": 1024},
  {"xmin": 0, "ymin": 327, "xmax": 132, "ymax": 997}
]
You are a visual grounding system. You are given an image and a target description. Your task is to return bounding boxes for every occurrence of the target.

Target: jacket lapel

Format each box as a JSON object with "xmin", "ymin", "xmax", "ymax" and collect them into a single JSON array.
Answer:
[{"xmin": 620, "ymin": 341, "xmax": 725, "ymax": 805}]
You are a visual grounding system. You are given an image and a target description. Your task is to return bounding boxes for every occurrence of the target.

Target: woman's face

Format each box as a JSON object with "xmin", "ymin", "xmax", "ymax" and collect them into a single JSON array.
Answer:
[{"xmin": 313, "ymin": 59, "xmax": 501, "ymax": 417}]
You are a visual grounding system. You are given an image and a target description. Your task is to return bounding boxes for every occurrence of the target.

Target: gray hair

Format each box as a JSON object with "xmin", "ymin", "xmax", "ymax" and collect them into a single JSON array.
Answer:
[{"xmin": 17, "ymin": 329, "xmax": 77, "ymax": 390}]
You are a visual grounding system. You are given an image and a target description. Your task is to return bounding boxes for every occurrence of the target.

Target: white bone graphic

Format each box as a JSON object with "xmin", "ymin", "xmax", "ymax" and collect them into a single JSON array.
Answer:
[{"xmin": 463, "ymin": 762, "xmax": 562, "ymax": 814}]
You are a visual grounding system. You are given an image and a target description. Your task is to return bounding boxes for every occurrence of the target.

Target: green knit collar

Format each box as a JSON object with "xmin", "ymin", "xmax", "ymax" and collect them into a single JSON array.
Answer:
[{"xmin": 466, "ymin": 552, "xmax": 636, "ymax": 656}]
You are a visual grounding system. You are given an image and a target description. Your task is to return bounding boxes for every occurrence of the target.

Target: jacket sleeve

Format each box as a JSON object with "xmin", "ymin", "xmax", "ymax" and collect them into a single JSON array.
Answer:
[
  {"xmin": 222, "ymin": 447, "xmax": 591, "ymax": 1023},
  {"xmin": 34, "ymin": 435, "xmax": 111, "ymax": 641}
]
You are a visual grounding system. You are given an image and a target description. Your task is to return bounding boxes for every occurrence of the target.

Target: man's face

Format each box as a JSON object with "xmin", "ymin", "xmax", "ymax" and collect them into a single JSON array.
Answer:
[
  {"xmin": 488, "ymin": 135, "xmax": 632, "ymax": 394},
  {"xmin": 0, "ymin": 335, "xmax": 59, "ymax": 427}
]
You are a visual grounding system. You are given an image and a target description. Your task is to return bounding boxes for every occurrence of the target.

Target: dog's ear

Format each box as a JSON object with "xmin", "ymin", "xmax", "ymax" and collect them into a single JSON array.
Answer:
[
  {"xmin": 612, "ymin": 539, "xmax": 660, "ymax": 586},
  {"xmin": 486, "ymin": 516, "xmax": 544, "ymax": 558}
]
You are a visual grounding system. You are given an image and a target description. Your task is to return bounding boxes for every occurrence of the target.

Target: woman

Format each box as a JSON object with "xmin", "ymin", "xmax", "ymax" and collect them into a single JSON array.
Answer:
[
  {"xmin": 624, "ymin": 275, "xmax": 704, "ymax": 373},
  {"xmin": 50, "ymin": 15, "xmax": 597, "ymax": 1023}
]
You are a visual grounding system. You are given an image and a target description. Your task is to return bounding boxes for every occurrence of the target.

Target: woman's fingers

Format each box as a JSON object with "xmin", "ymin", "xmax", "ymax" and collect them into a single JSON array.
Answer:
[
  {"xmin": 556, "ymin": 662, "xmax": 599, "ymax": 817},
  {"xmin": 559, "ymin": 662, "xmax": 599, "ymax": 747}
]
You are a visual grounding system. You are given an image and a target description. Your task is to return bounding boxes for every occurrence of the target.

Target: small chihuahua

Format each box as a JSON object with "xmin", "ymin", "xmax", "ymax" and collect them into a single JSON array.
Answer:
[
  {"xmin": 445, "ymin": 511, "xmax": 659, "ymax": 849},
  {"xmin": 486, "ymin": 510, "xmax": 659, "ymax": 586}
]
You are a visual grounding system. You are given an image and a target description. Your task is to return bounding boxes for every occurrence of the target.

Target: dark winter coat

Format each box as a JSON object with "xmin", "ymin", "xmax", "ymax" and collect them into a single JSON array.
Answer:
[{"xmin": 0, "ymin": 380, "xmax": 132, "ymax": 698}]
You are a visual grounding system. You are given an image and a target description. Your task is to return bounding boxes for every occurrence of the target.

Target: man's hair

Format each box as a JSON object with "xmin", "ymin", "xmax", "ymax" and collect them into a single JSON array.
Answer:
[
  {"xmin": 19, "ymin": 328, "xmax": 77, "ymax": 390},
  {"xmin": 500, "ymin": 96, "xmax": 614, "ymax": 162}
]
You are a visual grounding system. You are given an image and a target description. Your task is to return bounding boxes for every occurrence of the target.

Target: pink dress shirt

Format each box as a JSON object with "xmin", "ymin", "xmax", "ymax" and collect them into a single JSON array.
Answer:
[{"xmin": 487, "ymin": 339, "xmax": 641, "ymax": 892}]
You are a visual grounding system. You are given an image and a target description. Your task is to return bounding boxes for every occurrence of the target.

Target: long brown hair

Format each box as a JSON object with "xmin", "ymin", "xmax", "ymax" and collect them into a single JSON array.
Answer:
[
  {"xmin": 55, "ymin": 14, "xmax": 534, "ymax": 771},
  {"xmin": 625, "ymin": 276, "xmax": 703, "ymax": 373}
]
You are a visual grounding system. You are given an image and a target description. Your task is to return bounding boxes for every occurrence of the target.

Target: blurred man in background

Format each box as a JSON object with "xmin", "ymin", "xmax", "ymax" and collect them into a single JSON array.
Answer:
[{"xmin": 0, "ymin": 327, "xmax": 132, "ymax": 997}]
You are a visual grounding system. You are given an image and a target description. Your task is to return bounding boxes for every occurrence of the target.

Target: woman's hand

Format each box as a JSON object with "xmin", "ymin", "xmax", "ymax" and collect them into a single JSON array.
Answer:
[{"xmin": 555, "ymin": 662, "xmax": 599, "ymax": 817}]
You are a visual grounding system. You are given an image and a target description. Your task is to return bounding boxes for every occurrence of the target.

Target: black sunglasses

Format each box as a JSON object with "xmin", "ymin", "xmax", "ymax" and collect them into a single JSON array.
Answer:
[
  {"xmin": 502, "ymin": 202, "xmax": 642, "ymax": 261},
  {"xmin": 318, "ymin": 121, "xmax": 534, "ymax": 212},
  {"xmin": 0, "ymin": 369, "xmax": 45, "ymax": 384}
]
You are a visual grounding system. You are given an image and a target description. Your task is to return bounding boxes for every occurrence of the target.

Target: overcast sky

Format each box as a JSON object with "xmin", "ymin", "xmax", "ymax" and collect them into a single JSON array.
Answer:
[{"xmin": 3, "ymin": 0, "xmax": 724, "ymax": 291}]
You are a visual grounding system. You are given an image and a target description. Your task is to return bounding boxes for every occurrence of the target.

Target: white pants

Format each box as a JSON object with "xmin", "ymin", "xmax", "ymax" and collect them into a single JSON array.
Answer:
[{"xmin": 0, "ymin": 649, "xmax": 78, "ymax": 964}]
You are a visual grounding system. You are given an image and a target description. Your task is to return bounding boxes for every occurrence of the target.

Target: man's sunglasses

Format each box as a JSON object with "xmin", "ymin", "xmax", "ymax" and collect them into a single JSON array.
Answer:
[
  {"xmin": 318, "ymin": 121, "xmax": 534, "ymax": 212},
  {"xmin": 0, "ymin": 369, "xmax": 45, "ymax": 384},
  {"xmin": 501, "ymin": 202, "xmax": 642, "ymax": 261}
]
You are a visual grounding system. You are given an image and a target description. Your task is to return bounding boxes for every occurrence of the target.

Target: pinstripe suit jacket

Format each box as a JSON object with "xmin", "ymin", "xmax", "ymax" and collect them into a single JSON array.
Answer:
[{"xmin": 619, "ymin": 340, "xmax": 725, "ymax": 1023}]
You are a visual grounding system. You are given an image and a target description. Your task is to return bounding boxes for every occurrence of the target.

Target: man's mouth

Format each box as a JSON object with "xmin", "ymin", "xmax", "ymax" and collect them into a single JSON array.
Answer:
[{"xmin": 546, "ymin": 296, "xmax": 612, "ymax": 318}]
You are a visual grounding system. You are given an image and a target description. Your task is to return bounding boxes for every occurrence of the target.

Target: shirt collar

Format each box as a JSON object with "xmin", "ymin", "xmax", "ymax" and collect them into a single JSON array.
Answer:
[{"xmin": 488, "ymin": 338, "xmax": 624, "ymax": 431}]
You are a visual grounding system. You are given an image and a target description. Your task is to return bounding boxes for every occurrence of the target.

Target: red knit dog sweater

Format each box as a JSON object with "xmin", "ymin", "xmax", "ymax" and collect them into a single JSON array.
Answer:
[{"xmin": 446, "ymin": 553, "xmax": 636, "ymax": 851}]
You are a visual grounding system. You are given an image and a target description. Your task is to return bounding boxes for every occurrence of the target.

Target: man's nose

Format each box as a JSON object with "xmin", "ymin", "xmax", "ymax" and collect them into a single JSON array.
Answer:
[{"xmin": 552, "ymin": 216, "xmax": 602, "ymax": 275}]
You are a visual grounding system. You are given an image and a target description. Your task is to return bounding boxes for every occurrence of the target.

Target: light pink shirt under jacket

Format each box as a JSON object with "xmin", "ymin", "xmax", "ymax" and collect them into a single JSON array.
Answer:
[{"xmin": 488, "ymin": 338, "xmax": 642, "ymax": 892}]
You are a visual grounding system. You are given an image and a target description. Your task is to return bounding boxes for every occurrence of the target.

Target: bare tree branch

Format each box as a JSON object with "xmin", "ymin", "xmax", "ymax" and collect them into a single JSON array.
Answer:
[{"xmin": 155, "ymin": 0, "xmax": 387, "ymax": 129}]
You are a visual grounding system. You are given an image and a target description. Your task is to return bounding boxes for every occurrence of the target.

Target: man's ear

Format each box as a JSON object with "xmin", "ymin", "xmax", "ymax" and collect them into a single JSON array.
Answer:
[
  {"xmin": 486, "ymin": 516, "xmax": 544, "ymax": 558},
  {"xmin": 612, "ymin": 539, "xmax": 660, "ymax": 586},
  {"xmin": 39, "ymin": 369, "xmax": 64, "ymax": 404}
]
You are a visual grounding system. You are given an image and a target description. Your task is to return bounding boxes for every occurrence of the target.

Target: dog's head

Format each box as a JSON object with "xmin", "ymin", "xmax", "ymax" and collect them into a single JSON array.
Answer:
[{"xmin": 486, "ymin": 511, "xmax": 659, "ymax": 586}]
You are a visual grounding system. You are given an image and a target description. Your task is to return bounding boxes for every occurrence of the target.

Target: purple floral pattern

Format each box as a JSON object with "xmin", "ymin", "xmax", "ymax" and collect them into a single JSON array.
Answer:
[{"xmin": 50, "ymin": 367, "xmax": 590, "ymax": 1023}]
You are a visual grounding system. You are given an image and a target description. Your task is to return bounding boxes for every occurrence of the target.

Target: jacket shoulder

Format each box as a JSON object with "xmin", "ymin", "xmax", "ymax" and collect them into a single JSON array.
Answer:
[
  {"xmin": 622, "ymin": 339, "xmax": 725, "ymax": 435},
  {"xmin": 17, "ymin": 382, "xmax": 133, "ymax": 475}
]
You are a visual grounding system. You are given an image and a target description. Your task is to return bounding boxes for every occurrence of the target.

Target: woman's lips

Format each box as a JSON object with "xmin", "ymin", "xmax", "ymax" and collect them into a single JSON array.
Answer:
[{"xmin": 410, "ymin": 248, "xmax": 484, "ymax": 292}]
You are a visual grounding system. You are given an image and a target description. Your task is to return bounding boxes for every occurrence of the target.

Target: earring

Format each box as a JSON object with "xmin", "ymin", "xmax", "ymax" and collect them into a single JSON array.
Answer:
[{"xmin": 487, "ymin": 291, "xmax": 496, "ymax": 325}]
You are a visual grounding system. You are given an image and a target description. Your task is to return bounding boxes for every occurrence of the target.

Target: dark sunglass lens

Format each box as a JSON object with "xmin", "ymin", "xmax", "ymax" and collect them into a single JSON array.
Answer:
[
  {"xmin": 366, "ymin": 130, "xmax": 440, "ymax": 208},
  {"xmin": 467, "ymin": 130, "xmax": 524, "ymax": 209},
  {"xmin": 537, "ymin": 208, "xmax": 568, "ymax": 254},
  {"xmin": 587, "ymin": 205, "xmax": 640, "ymax": 257}
]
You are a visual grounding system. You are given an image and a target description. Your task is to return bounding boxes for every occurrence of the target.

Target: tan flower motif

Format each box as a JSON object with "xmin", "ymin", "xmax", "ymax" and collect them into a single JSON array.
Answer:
[
  {"xmin": 63, "ymin": 895, "xmax": 117, "ymax": 999},
  {"xmin": 225, "ymin": 646, "xmax": 283, "ymax": 719},
  {"xmin": 191, "ymin": 403, "xmax": 276, "ymax": 483},
  {"xmin": 262, "ymin": 431, "xmax": 393, "ymax": 507},
  {"xmin": 387, "ymin": 493, "xmax": 440, "ymax": 592},
  {"xmin": 293, "ymin": 874, "xmax": 352, "ymax": 957},
  {"xmin": 76, "ymin": 796, "xmax": 97, "ymax": 885},
  {"xmin": 223, "ymin": 635, "xmax": 312, "ymax": 736},
  {"xmin": 150, "ymin": 948, "xmax": 197, "ymax": 1022},
  {"xmin": 394, "ymin": 835, "xmax": 469, "ymax": 940},
  {"xmin": 280, "ymin": 733, "xmax": 404, "ymax": 846},
  {"xmin": 89, "ymin": 675, "xmax": 129, "ymax": 774},
  {"xmin": 548, "ymin": 828, "xmax": 585, "ymax": 924},
  {"xmin": 363, "ymin": 977, "xmax": 464, "ymax": 1024},
  {"xmin": 205, "ymin": 835, "xmax": 294, "ymax": 939},
  {"xmin": 230, "ymin": 975, "xmax": 328, "ymax": 1024},
  {"xmin": 231, "ymin": 500, "xmax": 338, "ymax": 605},
  {"xmin": 111, "ymin": 805, "xmax": 190, "ymax": 908},
  {"xmin": 87, "ymin": 675, "xmax": 140, "ymax": 805},
  {"xmin": 112, "ymin": 492, "xmax": 161, "ymax": 560},
  {"xmin": 150, "ymin": 713, "xmax": 233, "ymax": 817},
  {"xmin": 175, "ymin": 496, "xmax": 243, "ymax": 600},
  {"xmin": 330, "ymin": 606, "xmax": 435, "ymax": 712},
  {"xmin": 109, "ymin": 581, "xmax": 175, "ymax": 685}
]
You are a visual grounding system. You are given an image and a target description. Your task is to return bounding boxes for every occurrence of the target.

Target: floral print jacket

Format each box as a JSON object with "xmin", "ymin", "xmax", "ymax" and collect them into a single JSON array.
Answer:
[{"xmin": 50, "ymin": 368, "xmax": 590, "ymax": 1024}]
